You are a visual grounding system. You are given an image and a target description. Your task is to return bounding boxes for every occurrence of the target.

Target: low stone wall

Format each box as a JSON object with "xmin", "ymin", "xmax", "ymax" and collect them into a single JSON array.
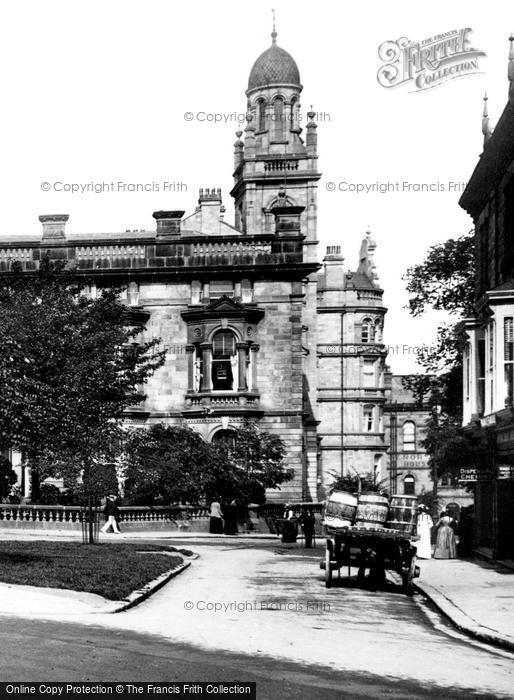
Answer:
[{"xmin": 0, "ymin": 502, "xmax": 324, "ymax": 534}]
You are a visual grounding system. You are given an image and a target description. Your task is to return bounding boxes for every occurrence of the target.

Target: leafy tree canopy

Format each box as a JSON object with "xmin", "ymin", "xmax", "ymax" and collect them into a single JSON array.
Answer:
[
  {"xmin": 0, "ymin": 258, "xmax": 166, "ymax": 497},
  {"xmin": 403, "ymin": 230, "xmax": 477, "ymax": 485},
  {"xmin": 0, "ymin": 455, "xmax": 17, "ymax": 501},
  {"xmin": 124, "ymin": 422, "xmax": 291, "ymax": 505},
  {"xmin": 402, "ymin": 230, "xmax": 475, "ymax": 419}
]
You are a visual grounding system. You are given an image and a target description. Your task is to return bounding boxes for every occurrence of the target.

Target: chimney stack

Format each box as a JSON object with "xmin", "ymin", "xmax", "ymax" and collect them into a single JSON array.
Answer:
[
  {"xmin": 198, "ymin": 188, "xmax": 223, "ymax": 234},
  {"xmin": 153, "ymin": 210, "xmax": 185, "ymax": 238},
  {"xmin": 39, "ymin": 214, "xmax": 69, "ymax": 242}
]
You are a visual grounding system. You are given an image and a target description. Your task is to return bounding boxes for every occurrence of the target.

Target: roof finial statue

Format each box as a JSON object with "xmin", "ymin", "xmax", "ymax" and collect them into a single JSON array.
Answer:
[
  {"xmin": 357, "ymin": 228, "xmax": 379, "ymax": 282},
  {"xmin": 271, "ymin": 9, "xmax": 277, "ymax": 45},
  {"xmin": 509, "ymin": 34, "xmax": 514, "ymax": 100},
  {"xmin": 482, "ymin": 92, "xmax": 492, "ymax": 146}
]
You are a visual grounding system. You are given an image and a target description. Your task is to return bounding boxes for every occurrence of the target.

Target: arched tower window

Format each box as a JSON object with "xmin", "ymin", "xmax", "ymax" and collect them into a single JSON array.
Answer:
[
  {"xmin": 403, "ymin": 475, "xmax": 415, "ymax": 495},
  {"xmin": 257, "ymin": 99, "xmax": 266, "ymax": 132},
  {"xmin": 272, "ymin": 97, "xmax": 285, "ymax": 141},
  {"xmin": 402, "ymin": 421, "xmax": 416, "ymax": 452},
  {"xmin": 290, "ymin": 96, "xmax": 299, "ymax": 131},
  {"xmin": 375, "ymin": 319, "xmax": 382, "ymax": 342},
  {"xmin": 361, "ymin": 318, "xmax": 375, "ymax": 343},
  {"xmin": 212, "ymin": 330, "xmax": 237, "ymax": 390}
]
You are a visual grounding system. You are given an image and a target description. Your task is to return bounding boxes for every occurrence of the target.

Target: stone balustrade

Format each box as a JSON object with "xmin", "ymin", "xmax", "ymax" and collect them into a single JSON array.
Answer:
[
  {"xmin": 0, "ymin": 504, "xmax": 210, "ymax": 529},
  {"xmin": 0, "ymin": 233, "xmax": 304, "ymax": 274},
  {"xmin": 0, "ymin": 503, "xmax": 321, "ymax": 533}
]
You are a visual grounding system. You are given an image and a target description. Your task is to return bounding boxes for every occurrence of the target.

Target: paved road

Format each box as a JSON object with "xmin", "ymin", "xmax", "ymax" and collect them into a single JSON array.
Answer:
[{"xmin": 1, "ymin": 540, "xmax": 513, "ymax": 698}]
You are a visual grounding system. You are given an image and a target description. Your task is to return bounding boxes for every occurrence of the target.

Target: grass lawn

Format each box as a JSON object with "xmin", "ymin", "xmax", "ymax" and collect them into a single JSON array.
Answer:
[{"xmin": 0, "ymin": 541, "xmax": 184, "ymax": 601}]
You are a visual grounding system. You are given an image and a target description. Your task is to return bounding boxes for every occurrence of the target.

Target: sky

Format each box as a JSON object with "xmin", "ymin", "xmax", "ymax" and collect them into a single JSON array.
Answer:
[{"xmin": 0, "ymin": 0, "xmax": 512, "ymax": 373}]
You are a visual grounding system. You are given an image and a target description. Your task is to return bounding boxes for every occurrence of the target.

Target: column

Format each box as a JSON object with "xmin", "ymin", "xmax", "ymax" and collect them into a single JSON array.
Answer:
[
  {"xmin": 200, "ymin": 343, "xmax": 212, "ymax": 392},
  {"xmin": 186, "ymin": 345, "xmax": 195, "ymax": 393},
  {"xmin": 250, "ymin": 344, "xmax": 259, "ymax": 392},
  {"xmin": 236, "ymin": 342, "xmax": 248, "ymax": 392}
]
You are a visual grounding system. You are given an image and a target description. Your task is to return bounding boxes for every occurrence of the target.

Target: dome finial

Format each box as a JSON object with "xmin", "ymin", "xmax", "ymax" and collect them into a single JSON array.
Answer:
[
  {"xmin": 271, "ymin": 8, "xmax": 277, "ymax": 45},
  {"xmin": 482, "ymin": 92, "xmax": 492, "ymax": 146}
]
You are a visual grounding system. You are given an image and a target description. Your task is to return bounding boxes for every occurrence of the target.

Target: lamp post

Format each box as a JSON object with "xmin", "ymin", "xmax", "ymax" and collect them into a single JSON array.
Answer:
[{"xmin": 340, "ymin": 309, "xmax": 346, "ymax": 477}]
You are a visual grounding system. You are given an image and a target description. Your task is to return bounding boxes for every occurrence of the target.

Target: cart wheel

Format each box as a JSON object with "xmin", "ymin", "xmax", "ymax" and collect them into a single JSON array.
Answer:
[
  {"xmin": 402, "ymin": 555, "xmax": 417, "ymax": 596},
  {"xmin": 325, "ymin": 541, "xmax": 333, "ymax": 588}
]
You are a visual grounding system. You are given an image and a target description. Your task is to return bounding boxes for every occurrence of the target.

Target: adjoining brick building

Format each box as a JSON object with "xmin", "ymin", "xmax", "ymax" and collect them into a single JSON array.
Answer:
[
  {"xmin": 384, "ymin": 375, "xmax": 472, "ymax": 515},
  {"xmin": 458, "ymin": 38, "xmax": 514, "ymax": 559}
]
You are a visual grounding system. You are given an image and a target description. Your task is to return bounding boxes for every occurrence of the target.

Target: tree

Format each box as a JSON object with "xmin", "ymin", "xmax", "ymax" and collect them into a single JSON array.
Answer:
[
  {"xmin": 214, "ymin": 422, "xmax": 291, "ymax": 504},
  {"xmin": 124, "ymin": 422, "xmax": 291, "ymax": 505},
  {"xmin": 0, "ymin": 258, "xmax": 166, "ymax": 522},
  {"xmin": 124, "ymin": 425, "xmax": 222, "ymax": 505},
  {"xmin": 0, "ymin": 455, "xmax": 17, "ymax": 501},
  {"xmin": 403, "ymin": 231, "xmax": 476, "ymax": 502}
]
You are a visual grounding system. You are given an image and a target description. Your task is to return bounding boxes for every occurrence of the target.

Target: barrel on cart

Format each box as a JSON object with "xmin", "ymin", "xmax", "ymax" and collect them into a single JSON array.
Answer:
[
  {"xmin": 354, "ymin": 492, "xmax": 389, "ymax": 529},
  {"xmin": 386, "ymin": 495, "xmax": 418, "ymax": 535},
  {"xmin": 322, "ymin": 490, "xmax": 357, "ymax": 529}
]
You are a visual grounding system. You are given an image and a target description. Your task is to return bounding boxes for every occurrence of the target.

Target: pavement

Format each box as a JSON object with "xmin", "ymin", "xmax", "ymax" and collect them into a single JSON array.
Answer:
[
  {"xmin": 414, "ymin": 557, "xmax": 514, "ymax": 651},
  {"xmin": 0, "ymin": 535, "xmax": 514, "ymax": 700},
  {"xmin": 0, "ymin": 537, "xmax": 513, "ymax": 696},
  {"xmin": 1, "ymin": 528, "xmax": 513, "ymax": 654}
]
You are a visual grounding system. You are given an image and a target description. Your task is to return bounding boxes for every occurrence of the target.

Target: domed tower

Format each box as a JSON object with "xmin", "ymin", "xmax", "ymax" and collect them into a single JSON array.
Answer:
[{"xmin": 230, "ymin": 24, "xmax": 321, "ymax": 263}]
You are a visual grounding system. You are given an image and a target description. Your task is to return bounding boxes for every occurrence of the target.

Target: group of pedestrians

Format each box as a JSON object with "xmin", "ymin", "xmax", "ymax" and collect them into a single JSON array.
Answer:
[
  {"xmin": 415, "ymin": 505, "xmax": 460, "ymax": 560},
  {"xmin": 209, "ymin": 498, "xmax": 240, "ymax": 535}
]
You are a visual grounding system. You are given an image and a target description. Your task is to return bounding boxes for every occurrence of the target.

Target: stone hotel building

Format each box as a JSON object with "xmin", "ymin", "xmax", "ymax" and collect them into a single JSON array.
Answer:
[{"xmin": 1, "ymin": 29, "xmax": 452, "ymax": 505}]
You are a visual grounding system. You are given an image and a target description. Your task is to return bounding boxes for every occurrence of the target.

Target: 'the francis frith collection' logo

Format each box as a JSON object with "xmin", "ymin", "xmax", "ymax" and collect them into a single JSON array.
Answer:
[{"xmin": 377, "ymin": 28, "xmax": 486, "ymax": 91}]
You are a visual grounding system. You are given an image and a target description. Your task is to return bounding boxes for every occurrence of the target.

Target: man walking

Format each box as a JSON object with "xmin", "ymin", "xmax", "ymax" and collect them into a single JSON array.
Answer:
[{"xmin": 101, "ymin": 494, "xmax": 121, "ymax": 534}]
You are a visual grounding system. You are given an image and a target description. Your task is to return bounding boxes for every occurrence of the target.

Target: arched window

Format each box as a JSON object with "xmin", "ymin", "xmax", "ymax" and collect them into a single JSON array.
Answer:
[
  {"xmin": 272, "ymin": 97, "xmax": 285, "ymax": 141},
  {"xmin": 374, "ymin": 319, "xmax": 382, "ymax": 342},
  {"xmin": 361, "ymin": 318, "xmax": 375, "ymax": 343},
  {"xmin": 403, "ymin": 421, "xmax": 416, "ymax": 451},
  {"xmin": 363, "ymin": 405, "xmax": 375, "ymax": 432},
  {"xmin": 403, "ymin": 475, "xmax": 415, "ymax": 495},
  {"xmin": 290, "ymin": 96, "xmax": 299, "ymax": 130},
  {"xmin": 212, "ymin": 330, "xmax": 237, "ymax": 390},
  {"xmin": 211, "ymin": 429, "xmax": 237, "ymax": 450},
  {"xmin": 192, "ymin": 344, "xmax": 205, "ymax": 393},
  {"xmin": 257, "ymin": 99, "xmax": 266, "ymax": 132}
]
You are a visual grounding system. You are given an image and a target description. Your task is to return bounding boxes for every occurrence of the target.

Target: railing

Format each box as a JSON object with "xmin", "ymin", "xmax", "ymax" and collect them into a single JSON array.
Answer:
[
  {"xmin": 0, "ymin": 234, "xmax": 305, "ymax": 272},
  {"xmin": 75, "ymin": 245, "xmax": 146, "ymax": 261},
  {"xmin": 186, "ymin": 393, "xmax": 260, "ymax": 408},
  {"xmin": 357, "ymin": 290, "xmax": 382, "ymax": 300},
  {"xmin": 0, "ymin": 504, "xmax": 210, "ymax": 524},
  {"xmin": 263, "ymin": 159, "xmax": 299, "ymax": 172},
  {"xmin": 0, "ymin": 505, "xmax": 91, "ymax": 523},
  {"xmin": 0, "ymin": 248, "xmax": 33, "ymax": 269},
  {"xmin": 190, "ymin": 240, "xmax": 272, "ymax": 262}
]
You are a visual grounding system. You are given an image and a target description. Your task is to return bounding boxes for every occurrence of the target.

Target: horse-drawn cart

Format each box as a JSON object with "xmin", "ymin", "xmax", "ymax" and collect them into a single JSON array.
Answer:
[
  {"xmin": 320, "ymin": 525, "xmax": 420, "ymax": 594},
  {"xmin": 319, "ymin": 490, "xmax": 421, "ymax": 595}
]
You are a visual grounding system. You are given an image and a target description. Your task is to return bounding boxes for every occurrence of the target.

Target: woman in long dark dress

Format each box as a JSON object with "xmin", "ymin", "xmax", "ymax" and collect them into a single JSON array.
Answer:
[
  {"xmin": 223, "ymin": 499, "xmax": 238, "ymax": 535},
  {"xmin": 433, "ymin": 510, "xmax": 457, "ymax": 559}
]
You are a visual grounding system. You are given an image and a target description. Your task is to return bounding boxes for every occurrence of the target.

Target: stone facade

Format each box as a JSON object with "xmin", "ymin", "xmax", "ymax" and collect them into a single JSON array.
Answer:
[
  {"xmin": 383, "ymin": 375, "xmax": 472, "ymax": 514},
  {"xmin": 1, "ymin": 29, "xmax": 445, "ymax": 505},
  {"xmin": 458, "ymin": 39, "xmax": 514, "ymax": 559}
]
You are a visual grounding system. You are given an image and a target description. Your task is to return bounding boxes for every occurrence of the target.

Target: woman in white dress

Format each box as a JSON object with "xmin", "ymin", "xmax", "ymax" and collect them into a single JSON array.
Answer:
[{"xmin": 416, "ymin": 505, "xmax": 433, "ymax": 559}]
